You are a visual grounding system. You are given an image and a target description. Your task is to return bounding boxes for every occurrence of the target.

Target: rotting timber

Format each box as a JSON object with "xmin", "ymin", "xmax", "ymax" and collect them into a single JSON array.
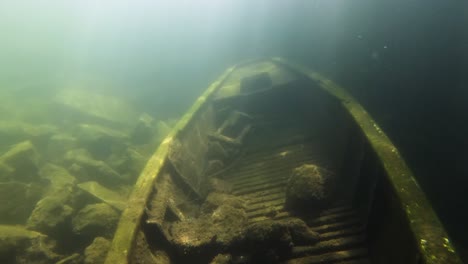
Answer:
[{"xmin": 105, "ymin": 59, "xmax": 462, "ymax": 264}]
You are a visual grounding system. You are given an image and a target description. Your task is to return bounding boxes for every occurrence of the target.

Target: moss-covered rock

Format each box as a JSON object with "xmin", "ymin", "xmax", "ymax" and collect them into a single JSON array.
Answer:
[
  {"xmin": 0, "ymin": 122, "xmax": 58, "ymax": 152},
  {"xmin": 74, "ymin": 123, "xmax": 129, "ymax": 159},
  {"xmin": 84, "ymin": 237, "xmax": 110, "ymax": 264},
  {"xmin": 170, "ymin": 204, "xmax": 247, "ymax": 255},
  {"xmin": 71, "ymin": 203, "xmax": 119, "ymax": 239},
  {"xmin": 77, "ymin": 181, "xmax": 127, "ymax": 211},
  {"xmin": 106, "ymin": 147, "xmax": 147, "ymax": 180},
  {"xmin": 285, "ymin": 164, "xmax": 336, "ymax": 214},
  {"xmin": 26, "ymin": 195, "xmax": 74, "ymax": 235},
  {"xmin": 65, "ymin": 148, "xmax": 127, "ymax": 186},
  {"xmin": 244, "ymin": 218, "xmax": 319, "ymax": 262},
  {"xmin": 45, "ymin": 134, "xmax": 78, "ymax": 162},
  {"xmin": 0, "ymin": 182, "xmax": 43, "ymax": 224},
  {"xmin": 0, "ymin": 141, "xmax": 39, "ymax": 182},
  {"xmin": 27, "ymin": 165, "xmax": 77, "ymax": 228},
  {"xmin": 39, "ymin": 163, "xmax": 77, "ymax": 190},
  {"xmin": 53, "ymin": 88, "xmax": 137, "ymax": 127},
  {"xmin": 0, "ymin": 225, "xmax": 61, "ymax": 264},
  {"xmin": 201, "ymin": 192, "xmax": 244, "ymax": 214}
]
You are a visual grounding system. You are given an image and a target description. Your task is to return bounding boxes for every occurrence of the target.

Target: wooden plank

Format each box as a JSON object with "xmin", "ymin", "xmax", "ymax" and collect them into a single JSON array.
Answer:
[{"xmin": 104, "ymin": 66, "xmax": 236, "ymax": 264}]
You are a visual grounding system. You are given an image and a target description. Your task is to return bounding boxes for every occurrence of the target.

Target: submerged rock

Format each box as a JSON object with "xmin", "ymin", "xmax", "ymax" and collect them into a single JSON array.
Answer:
[
  {"xmin": 84, "ymin": 237, "xmax": 110, "ymax": 264},
  {"xmin": 72, "ymin": 203, "xmax": 119, "ymax": 239},
  {"xmin": 0, "ymin": 225, "xmax": 61, "ymax": 264},
  {"xmin": 244, "ymin": 218, "xmax": 319, "ymax": 262},
  {"xmin": 75, "ymin": 123, "xmax": 129, "ymax": 159},
  {"xmin": 285, "ymin": 164, "xmax": 336, "ymax": 214},
  {"xmin": 169, "ymin": 204, "xmax": 247, "ymax": 254},
  {"xmin": 106, "ymin": 146, "xmax": 147, "ymax": 180},
  {"xmin": 65, "ymin": 148, "xmax": 127, "ymax": 186},
  {"xmin": 201, "ymin": 192, "xmax": 244, "ymax": 214},
  {"xmin": 0, "ymin": 141, "xmax": 39, "ymax": 182},
  {"xmin": 26, "ymin": 194, "xmax": 75, "ymax": 236},
  {"xmin": 45, "ymin": 134, "xmax": 78, "ymax": 162},
  {"xmin": 26, "ymin": 164, "xmax": 82, "ymax": 248},
  {"xmin": 53, "ymin": 88, "xmax": 137, "ymax": 126},
  {"xmin": 0, "ymin": 182, "xmax": 43, "ymax": 224},
  {"xmin": 0, "ymin": 122, "xmax": 58, "ymax": 151},
  {"xmin": 39, "ymin": 163, "xmax": 77, "ymax": 190},
  {"xmin": 77, "ymin": 181, "xmax": 127, "ymax": 211}
]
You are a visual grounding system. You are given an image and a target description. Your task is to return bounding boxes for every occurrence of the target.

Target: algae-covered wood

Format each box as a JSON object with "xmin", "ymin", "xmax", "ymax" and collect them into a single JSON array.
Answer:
[
  {"xmin": 105, "ymin": 58, "xmax": 462, "ymax": 264},
  {"xmin": 272, "ymin": 58, "xmax": 462, "ymax": 264},
  {"xmin": 104, "ymin": 66, "xmax": 236, "ymax": 264}
]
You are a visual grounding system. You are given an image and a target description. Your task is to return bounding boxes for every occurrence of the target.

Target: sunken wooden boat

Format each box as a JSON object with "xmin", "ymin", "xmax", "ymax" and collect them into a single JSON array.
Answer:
[{"xmin": 104, "ymin": 58, "xmax": 462, "ymax": 264}]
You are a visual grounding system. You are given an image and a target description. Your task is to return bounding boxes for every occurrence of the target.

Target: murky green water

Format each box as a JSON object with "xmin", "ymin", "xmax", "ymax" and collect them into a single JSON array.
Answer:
[{"xmin": 0, "ymin": 1, "xmax": 467, "ymax": 263}]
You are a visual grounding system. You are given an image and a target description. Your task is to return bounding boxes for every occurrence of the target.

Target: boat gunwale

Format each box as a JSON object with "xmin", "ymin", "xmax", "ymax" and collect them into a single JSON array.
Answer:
[
  {"xmin": 105, "ymin": 58, "xmax": 462, "ymax": 264},
  {"xmin": 104, "ymin": 65, "xmax": 237, "ymax": 264},
  {"xmin": 272, "ymin": 57, "xmax": 462, "ymax": 264}
]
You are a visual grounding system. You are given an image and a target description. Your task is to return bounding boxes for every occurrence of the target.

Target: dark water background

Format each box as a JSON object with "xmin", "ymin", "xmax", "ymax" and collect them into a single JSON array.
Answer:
[{"xmin": 1, "ymin": 0, "xmax": 467, "ymax": 259}]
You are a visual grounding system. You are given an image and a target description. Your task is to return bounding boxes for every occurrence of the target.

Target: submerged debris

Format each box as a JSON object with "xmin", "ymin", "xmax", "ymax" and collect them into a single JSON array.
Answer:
[
  {"xmin": 0, "ymin": 225, "xmax": 61, "ymax": 264},
  {"xmin": 72, "ymin": 203, "xmax": 119, "ymax": 240},
  {"xmin": 285, "ymin": 164, "xmax": 336, "ymax": 214},
  {"xmin": 27, "ymin": 194, "xmax": 75, "ymax": 236},
  {"xmin": 0, "ymin": 182, "xmax": 43, "ymax": 224},
  {"xmin": 201, "ymin": 192, "xmax": 244, "ymax": 214},
  {"xmin": 0, "ymin": 140, "xmax": 39, "ymax": 182},
  {"xmin": 83, "ymin": 237, "xmax": 110, "ymax": 264},
  {"xmin": 169, "ymin": 204, "xmax": 248, "ymax": 254},
  {"xmin": 210, "ymin": 253, "xmax": 233, "ymax": 264},
  {"xmin": 244, "ymin": 218, "xmax": 320, "ymax": 262},
  {"xmin": 164, "ymin": 185, "xmax": 320, "ymax": 263}
]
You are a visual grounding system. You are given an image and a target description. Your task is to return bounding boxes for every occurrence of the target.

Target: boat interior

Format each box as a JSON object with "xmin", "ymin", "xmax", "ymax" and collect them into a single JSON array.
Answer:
[{"xmin": 124, "ymin": 61, "xmax": 448, "ymax": 264}]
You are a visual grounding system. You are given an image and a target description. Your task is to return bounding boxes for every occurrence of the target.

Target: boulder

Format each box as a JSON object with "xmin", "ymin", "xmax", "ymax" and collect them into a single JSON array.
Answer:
[
  {"xmin": 26, "ymin": 194, "xmax": 74, "ymax": 236},
  {"xmin": 71, "ymin": 203, "xmax": 119, "ymax": 239},
  {"xmin": 74, "ymin": 123, "xmax": 129, "ymax": 159},
  {"xmin": 106, "ymin": 147, "xmax": 147, "ymax": 180},
  {"xmin": 0, "ymin": 225, "xmax": 61, "ymax": 264},
  {"xmin": 65, "ymin": 149, "xmax": 127, "ymax": 186},
  {"xmin": 26, "ymin": 163, "xmax": 82, "ymax": 245},
  {"xmin": 77, "ymin": 181, "xmax": 127, "ymax": 211},
  {"xmin": 84, "ymin": 237, "xmax": 110, "ymax": 264},
  {"xmin": 45, "ymin": 134, "xmax": 78, "ymax": 162},
  {"xmin": 53, "ymin": 88, "xmax": 137, "ymax": 126},
  {"xmin": 0, "ymin": 141, "xmax": 39, "ymax": 182},
  {"xmin": 0, "ymin": 122, "xmax": 58, "ymax": 151},
  {"xmin": 285, "ymin": 164, "xmax": 336, "ymax": 214},
  {"xmin": 0, "ymin": 182, "xmax": 43, "ymax": 224},
  {"xmin": 39, "ymin": 163, "xmax": 77, "ymax": 190}
]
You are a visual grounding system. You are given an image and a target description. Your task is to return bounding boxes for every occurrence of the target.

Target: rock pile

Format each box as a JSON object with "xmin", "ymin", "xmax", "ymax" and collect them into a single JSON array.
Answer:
[{"xmin": 0, "ymin": 89, "xmax": 176, "ymax": 263}]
